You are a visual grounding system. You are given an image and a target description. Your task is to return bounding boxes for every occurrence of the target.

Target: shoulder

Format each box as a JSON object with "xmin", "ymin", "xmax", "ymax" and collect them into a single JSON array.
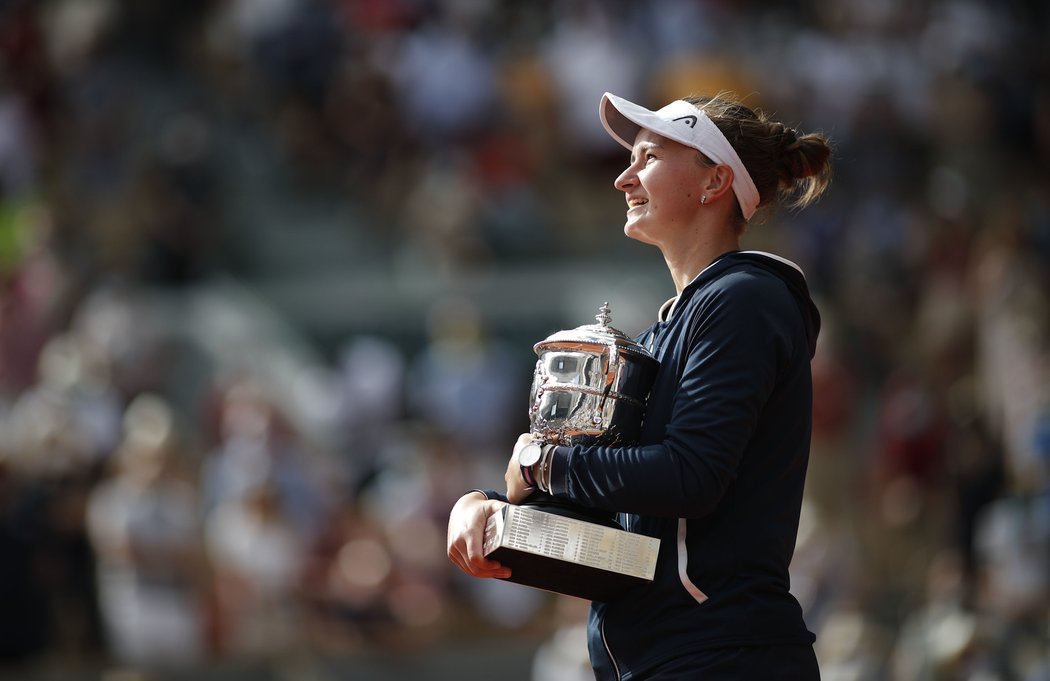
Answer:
[
  {"xmin": 695, "ymin": 262, "xmax": 795, "ymax": 312},
  {"xmin": 677, "ymin": 264, "xmax": 802, "ymax": 353}
]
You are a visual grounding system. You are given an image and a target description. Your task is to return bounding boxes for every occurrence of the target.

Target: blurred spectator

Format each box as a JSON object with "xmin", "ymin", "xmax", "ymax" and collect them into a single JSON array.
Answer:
[
  {"xmin": 300, "ymin": 498, "xmax": 398, "ymax": 649},
  {"xmin": 200, "ymin": 377, "xmax": 333, "ymax": 542},
  {"xmin": 5, "ymin": 331, "xmax": 122, "ymax": 477},
  {"xmin": 889, "ymin": 550, "xmax": 980, "ymax": 681},
  {"xmin": 332, "ymin": 335, "xmax": 406, "ymax": 493},
  {"xmin": 321, "ymin": 51, "xmax": 415, "ymax": 222},
  {"xmin": 973, "ymin": 494, "xmax": 1050, "ymax": 625},
  {"xmin": 807, "ymin": 319, "xmax": 861, "ymax": 522},
  {"xmin": 790, "ymin": 498, "xmax": 858, "ymax": 634},
  {"xmin": 812, "ymin": 603, "xmax": 889, "ymax": 681},
  {"xmin": 397, "ymin": 151, "xmax": 491, "ymax": 275},
  {"xmin": 540, "ymin": 0, "xmax": 642, "ymax": 159},
  {"xmin": 381, "ymin": 6, "xmax": 499, "ymax": 147},
  {"xmin": 875, "ymin": 368, "xmax": 948, "ymax": 494},
  {"xmin": 972, "ymin": 215, "xmax": 1050, "ymax": 493},
  {"xmin": 529, "ymin": 596, "xmax": 592, "ymax": 681},
  {"xmin": 0, "ymin": 204, "xmax": 66, "ymax": 400},
  {"xmin": 0, "ymin": 85, "xmax": 36, "ymax": 197},
  {"xmin": 86, "ymin": 394, "xmax": 207, "ymax": 667},
  {"xmin": 971, "ymin": 492, "xmax": 1050, "ymax": 680},
  {"xmin": 0, "ymin": 459, "xmax": 50, "ymax": 666},
  {"xmin": 205, "ymin": 478, "xmax": 306, "ymax": 657},
  {"xmin": 408, "ymin": 296, "xmax": 524, "ymax": 452},
  {"xmin": 945, "ymin": 412, "xmax": 1005, "ymax": 598}
]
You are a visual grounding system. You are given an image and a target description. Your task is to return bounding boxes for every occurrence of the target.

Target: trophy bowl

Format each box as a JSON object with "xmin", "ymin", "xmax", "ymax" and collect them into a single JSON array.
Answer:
[{"xmin": 529, "ymin": 303, "xmax": 659, "ymax": 447}]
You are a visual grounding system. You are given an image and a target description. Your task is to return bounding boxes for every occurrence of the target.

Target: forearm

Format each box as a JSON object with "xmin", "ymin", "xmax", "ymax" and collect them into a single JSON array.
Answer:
[{"xmin": 545, "ymin": 439, "xmax": 739, "ymax": 518}]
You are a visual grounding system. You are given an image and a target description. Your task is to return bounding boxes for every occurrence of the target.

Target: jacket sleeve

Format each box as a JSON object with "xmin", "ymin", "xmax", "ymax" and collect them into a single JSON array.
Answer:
[{"xmin": 547, "ymin": 272, "xmax": 798, "ymax": 518}]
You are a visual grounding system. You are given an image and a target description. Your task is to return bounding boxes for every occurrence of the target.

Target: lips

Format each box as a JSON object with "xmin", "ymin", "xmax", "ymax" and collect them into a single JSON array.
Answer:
[{"xmin": 627, "ymin": 197, "xmax": 649, "ymax": 209}]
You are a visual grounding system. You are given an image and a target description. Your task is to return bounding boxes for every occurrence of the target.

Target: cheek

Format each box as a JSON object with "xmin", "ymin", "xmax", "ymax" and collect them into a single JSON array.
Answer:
[
  {"xmin": 658, "ymin": 185, "xmax": 702, "ymax": 220},
  {"xmin": 669, "ymin": 173, "xmax": 703, "ymax": 204},
  {"xmin": 649, "ymin": 167, "xmax": 701, "ymax": 207}
]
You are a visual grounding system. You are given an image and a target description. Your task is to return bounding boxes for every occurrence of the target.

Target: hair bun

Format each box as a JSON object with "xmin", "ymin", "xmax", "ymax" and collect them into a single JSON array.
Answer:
[
  {"xmin": 684, "ymin": 93, "xmax": 832, "ymax": 216},
  {"xmin": 771, "ymin": 123, "xmax": 800, "ymax": 151}
]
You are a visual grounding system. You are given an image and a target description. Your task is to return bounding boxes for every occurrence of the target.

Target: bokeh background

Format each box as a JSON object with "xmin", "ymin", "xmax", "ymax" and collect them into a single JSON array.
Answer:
[{"xmin": 0, "ymin": 0, "xmax": 1048, "ymax": 680}]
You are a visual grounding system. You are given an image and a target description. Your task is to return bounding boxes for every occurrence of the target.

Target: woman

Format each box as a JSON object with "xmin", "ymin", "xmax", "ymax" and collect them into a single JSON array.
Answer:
[{"xmin": 447, "ymin": 90, "xmax": 832, "ymax": 680}]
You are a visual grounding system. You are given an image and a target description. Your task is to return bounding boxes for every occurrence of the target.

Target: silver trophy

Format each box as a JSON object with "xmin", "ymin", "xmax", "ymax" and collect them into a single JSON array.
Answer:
[
  {"xmin": 484, "ymin": 303, "xmax": 661, "ymax": 601},
  {"xmin": 529, "ymin": 302, "xmax": 659, "ymax": 449}
]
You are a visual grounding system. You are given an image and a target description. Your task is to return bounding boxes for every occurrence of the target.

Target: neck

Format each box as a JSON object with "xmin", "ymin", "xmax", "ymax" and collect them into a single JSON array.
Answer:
[{"xmin": 662, "ymin": 228, "xmax": 741, "ymax": 294}]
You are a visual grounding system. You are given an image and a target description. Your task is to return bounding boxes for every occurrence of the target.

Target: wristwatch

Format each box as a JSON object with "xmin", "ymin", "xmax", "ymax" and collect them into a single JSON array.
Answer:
[{"xmin": 518, "ymin": 442, "xmax": 544, "ymax": 488}]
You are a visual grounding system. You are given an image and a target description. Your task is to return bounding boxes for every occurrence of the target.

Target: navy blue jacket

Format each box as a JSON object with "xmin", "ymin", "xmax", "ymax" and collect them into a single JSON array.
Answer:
[{"xmin": 545, "ymin": 251, "xmax": 821, "ymax": 680}]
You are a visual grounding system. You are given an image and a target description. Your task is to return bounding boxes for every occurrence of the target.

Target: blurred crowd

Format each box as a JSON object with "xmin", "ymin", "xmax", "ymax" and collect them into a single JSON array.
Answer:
[{"xmin": 0, "ymin": 0, "xmax": 1048, "ymax": 680}]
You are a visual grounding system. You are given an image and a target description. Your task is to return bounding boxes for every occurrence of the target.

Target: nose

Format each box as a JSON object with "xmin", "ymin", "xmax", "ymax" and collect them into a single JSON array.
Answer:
[{"xmin": 614, "ymin": 164, "xmax": 637, "ymax": 193}]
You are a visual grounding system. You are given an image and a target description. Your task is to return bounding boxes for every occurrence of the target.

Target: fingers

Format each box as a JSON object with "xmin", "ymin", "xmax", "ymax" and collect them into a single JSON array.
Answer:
[
  {"xmin": 446, "ymin": 495, "xmax": 512, "ymax": 580},
  {"xmin": 449, "ymin": 550, "xmax": 511, "ymax": 579},
  {"xmin": 448, "ymin": 536, "xmax": 511, "ymax": 579}
]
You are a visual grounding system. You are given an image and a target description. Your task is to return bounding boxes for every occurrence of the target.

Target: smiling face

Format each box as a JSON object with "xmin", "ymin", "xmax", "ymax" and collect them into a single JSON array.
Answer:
[{"xmin": 614, "ymin": 128, "xmax": 714, "ymax": 248}]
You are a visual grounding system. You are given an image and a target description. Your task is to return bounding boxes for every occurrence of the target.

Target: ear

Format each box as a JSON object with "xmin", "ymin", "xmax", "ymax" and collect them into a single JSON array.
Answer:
[{"xmin": 704, "ymin": 165, "xmax": 735, "ymax": 203}]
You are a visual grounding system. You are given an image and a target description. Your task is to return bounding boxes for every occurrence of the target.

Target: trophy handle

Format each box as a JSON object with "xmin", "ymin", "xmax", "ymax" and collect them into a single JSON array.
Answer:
[
  {"xmin": 595, "ymin": 344, "xmax": 618, "ymax": 425},
  {"xmin": 529, "ymin": 358, "xmax": 543, "ymax": 420}
]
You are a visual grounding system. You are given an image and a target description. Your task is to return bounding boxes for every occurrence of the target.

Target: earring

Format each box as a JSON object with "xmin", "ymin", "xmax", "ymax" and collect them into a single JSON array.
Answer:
[{"xmin": 700, "ymin": 195, "xmax": 707, "ymax": 205}]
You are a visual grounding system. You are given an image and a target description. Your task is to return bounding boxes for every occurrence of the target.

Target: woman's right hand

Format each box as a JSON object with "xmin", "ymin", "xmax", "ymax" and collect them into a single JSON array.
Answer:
[{"xmin": 446, "ymin": 491, "xmax": 512, "ymax": 579}]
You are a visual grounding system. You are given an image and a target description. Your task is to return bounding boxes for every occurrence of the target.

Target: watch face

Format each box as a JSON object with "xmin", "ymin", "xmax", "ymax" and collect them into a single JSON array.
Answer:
[{"xmin": 519, "ymin": 443, "xmax": 543, "ymax": 467}]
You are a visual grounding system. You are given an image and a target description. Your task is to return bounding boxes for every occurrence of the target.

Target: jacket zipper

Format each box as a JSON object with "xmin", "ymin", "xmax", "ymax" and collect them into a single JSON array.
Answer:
[
  {"xmin": 600, "ymin": 616, "xmax": 621, "ymax": 681},
  {"xmin": 602, "ymin": 513, "xmax": 632, "ymax": 680}
]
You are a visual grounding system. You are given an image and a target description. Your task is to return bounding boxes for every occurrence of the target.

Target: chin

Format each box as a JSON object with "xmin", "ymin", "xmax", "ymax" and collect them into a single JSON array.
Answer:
[{"xmin": 623, "ymin": 222, "xmax": 654, "ymax": 245}]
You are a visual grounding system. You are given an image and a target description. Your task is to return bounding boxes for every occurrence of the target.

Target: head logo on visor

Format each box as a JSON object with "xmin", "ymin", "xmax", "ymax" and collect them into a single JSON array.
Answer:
[{"xmin": 599, "ymin": 92, "xmax": 760, "ymax": 221}]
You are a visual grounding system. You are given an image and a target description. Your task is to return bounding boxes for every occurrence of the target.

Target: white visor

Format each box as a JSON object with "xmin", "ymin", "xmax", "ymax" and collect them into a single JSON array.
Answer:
[{"xmin": 599, "ymin": 92, "xmax": 760, "ymax": 221}]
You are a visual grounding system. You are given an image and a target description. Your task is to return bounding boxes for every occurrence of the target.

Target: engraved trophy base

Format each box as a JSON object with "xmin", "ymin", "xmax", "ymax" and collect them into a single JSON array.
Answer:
[
  {"xmin": 522, "ymin": 494, "xmax": 622, "ymax": 529},
  {"xmin": 483, "ymin": 503, "xmax": 660, "ymax": 602}
]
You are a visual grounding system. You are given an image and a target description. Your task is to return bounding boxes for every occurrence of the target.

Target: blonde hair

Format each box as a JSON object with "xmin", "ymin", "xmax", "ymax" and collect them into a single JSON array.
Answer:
[{"xmin": 685, "ymin": 94, "xmax": 832, "ymax": 223}]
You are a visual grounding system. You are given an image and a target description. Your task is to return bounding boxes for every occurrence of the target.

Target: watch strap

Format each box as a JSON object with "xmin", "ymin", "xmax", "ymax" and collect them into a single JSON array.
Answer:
[
  {"xmin": 535, "ymin": 444, "xmax": 556, "ymax": 493},
  {"xmin": 519, "ymin": 461, "xmax": 536, "ymax": 488}
]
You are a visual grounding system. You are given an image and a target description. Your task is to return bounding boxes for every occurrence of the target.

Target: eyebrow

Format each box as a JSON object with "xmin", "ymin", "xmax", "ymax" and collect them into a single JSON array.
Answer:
[{"xmin": 631, "ymin": 140, "xmax": 663, "ymax": 161}]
